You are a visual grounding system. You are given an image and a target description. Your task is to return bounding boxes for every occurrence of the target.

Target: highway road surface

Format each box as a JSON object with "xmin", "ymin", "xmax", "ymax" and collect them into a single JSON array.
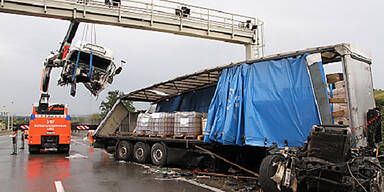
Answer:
[{"xmin": 0, "ymin": 133, "xmax": 213, "ymax": 192}]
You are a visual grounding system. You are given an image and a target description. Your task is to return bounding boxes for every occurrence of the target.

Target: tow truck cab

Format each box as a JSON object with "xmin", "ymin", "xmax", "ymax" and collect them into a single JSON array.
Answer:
[{"xmin": 28, "ymin": 104, "xmax": 71, "ymax": 153}]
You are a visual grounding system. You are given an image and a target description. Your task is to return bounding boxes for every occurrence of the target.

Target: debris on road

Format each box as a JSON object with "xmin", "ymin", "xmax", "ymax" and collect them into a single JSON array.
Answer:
[
  {"xmin": 195, "ymin": 145, "xmax": 260, "ymax": 177},
  {"xmin": 196, "ymin": 175, "xmax": 210, "ymax": 179},
  {"xmin": 136, "ymin": 162, "xmax": 260, "ymax": 191},
  {"xmin": 195, "ymin": 171, "xmax": 258, "ymax": 180},
  {"xmin": 118, "ymin": 160, "xmax": 128, "ymax": 164},
  {"xmin": 66, "ymin": 153, "xmax": 88, "ymax": 159}
]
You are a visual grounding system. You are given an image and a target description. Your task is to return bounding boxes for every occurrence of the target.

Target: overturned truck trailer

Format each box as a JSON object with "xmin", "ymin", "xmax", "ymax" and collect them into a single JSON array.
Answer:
[{"xmin": 93, "ymin": 44, "xmax": 382, "ymax": 190}]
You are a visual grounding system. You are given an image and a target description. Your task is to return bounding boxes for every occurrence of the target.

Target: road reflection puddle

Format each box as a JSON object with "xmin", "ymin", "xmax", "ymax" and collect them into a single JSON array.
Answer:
[
  {"xmin": 26, "ymin": 154, "xmax": 70, "ymax": 191},
  {"xmin": 27, "ymin": 155, "xmax": 70, "ymax": 179}
]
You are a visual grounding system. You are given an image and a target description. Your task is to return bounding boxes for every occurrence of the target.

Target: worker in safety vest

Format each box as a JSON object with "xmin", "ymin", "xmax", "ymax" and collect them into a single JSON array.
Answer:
[
  {"xmin": 87, "ymin": 130, "xmax": 94, "ymax": 146},
  {"xmin": 20, "ymin": 129, "xmax": 25, "ymax": 149},
  {"xmin": 10, "ymin": 127, "xmax": 17, "ymax": 155}
]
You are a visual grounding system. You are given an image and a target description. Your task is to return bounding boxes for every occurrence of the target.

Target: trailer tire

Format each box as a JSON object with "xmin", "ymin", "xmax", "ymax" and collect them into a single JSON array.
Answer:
[
  {"xmin": 259, "ymin": 154, "xmax": 288, "ymax": 192},
  {"xmin": 105, "ymin": 146, "xmax": 116, "ymax": 154},
  {"xmin": 151, "ymin": 142, "xmax": 167, "ymax": 166},
  {"xmin": 116, "ymin": 141, "xmax": 133, "ymax": 161},
  {"xmin": 133, "ymin": 142, "xmax": 150, "ymax": 163}
]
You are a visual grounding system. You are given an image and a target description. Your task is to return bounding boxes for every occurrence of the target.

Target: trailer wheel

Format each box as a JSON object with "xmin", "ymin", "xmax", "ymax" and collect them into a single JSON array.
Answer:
[
  {"xmin": 151, "ymin": 142, "xmax": 167, "ymax": 166},
  {"xmin": 116, "ymin": 141, "xmax": 133, "ymax": 161},
  {"xmin": 105, "ymin": 146, "xmax": 116, "ymax": 154},
  {"xmin": 259, "ymin": 154, "xmax": 288, "ymax": 192},
  {"xmin": 133, "ymin": 142, "xmax": 150, "ymax": 163}
]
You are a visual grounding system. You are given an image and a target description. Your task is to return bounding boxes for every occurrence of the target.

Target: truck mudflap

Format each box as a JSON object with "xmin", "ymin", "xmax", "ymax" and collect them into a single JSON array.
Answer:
[{"xmin": 93, "ymin": 99, "xmax": 128, "ymax": 137}]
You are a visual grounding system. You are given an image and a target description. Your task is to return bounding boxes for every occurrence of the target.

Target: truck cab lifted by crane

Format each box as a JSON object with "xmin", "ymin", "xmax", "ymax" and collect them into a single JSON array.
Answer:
[
  {"xmin": 40, "ymin": 20, "xmax": 122, "ymax": 105},
  {"xmin": 29, "ymin": 20, "xmax": 121, "ymax": 153}
]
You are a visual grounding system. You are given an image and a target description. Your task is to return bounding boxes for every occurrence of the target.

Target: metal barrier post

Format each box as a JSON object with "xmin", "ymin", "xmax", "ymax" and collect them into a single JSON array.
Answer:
[
  {"xmin": 44, "ymin": 0, "xmax": 47, "ymax": 13},
  {"xmin": 83, "ymin": 0, "xmax": 86, "ymax": 17},
  {"xmin": 7, "ymin": 113, "xmax": 10, "ymax": 130},
  {"xmin": 150, "ymin": 0, "xmax": 153, "ymax": 26},
  {"xmin": 118, "ymin": 3, "xmax": 121, "ymax": 22},
  {"xmin": 207, "ymin": 10, "xmax": 210, "ymax": 35},
  {"xmin": 231, "ymin": 14, "xmax": 234, "ymax": 38}
]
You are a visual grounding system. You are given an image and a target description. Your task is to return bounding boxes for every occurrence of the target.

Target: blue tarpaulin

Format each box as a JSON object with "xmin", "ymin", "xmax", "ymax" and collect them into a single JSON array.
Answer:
[
  {"xmin": 204, "ymin": 55, "xmax": 321, "ymax": 147},
  {"xmin": 156, "ymin": 86, "xmax": 216, "ymax": 112},
  {"xmin": 155, "ymin": 96, "xmax": 181, "ymax": 112}
]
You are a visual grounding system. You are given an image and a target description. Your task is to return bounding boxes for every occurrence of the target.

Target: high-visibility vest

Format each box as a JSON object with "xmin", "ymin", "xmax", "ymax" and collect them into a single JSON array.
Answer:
[{"xmin": 89, "ymin": 130, "xmax": 94, "ymax": 144}]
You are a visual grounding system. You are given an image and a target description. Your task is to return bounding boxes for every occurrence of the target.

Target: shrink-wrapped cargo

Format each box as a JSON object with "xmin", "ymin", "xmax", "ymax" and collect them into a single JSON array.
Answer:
[
  {"xmin": 202, "ymin": 118, "xmax": 208, "ymax": 136},
  {"xmin": 201, "ymin": 113, "xmax": 208, "ymax": 136},
  {"xmin": 174, "ymin": 112, "xmax": 206, "ymax": 137},
  {"xmin": 150, "ymin": 113, "xmax": 174, "ymax": 136},
  {"xmin": 134, "ymin": 113, "xmax": 151, "ymax": 135}
]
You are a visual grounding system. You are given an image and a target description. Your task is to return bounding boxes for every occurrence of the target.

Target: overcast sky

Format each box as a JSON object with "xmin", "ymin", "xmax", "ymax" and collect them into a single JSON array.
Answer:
[{"xmin": 0, "ymin": 0, "xmax": 383, "ymax": 116}]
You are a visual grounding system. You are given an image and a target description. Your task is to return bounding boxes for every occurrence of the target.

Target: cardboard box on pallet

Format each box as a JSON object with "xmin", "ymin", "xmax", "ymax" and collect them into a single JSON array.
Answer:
[
  {"xmin": 331, "ymin": 88, "xmax": 346, "ymax": 98},
  {"xmin": 335, "ymin": 81, "xmax": 345, "ymax": 89},
  {"xmin": 333, "ymin": 103, "xmax": 348, "ymax": 113}
]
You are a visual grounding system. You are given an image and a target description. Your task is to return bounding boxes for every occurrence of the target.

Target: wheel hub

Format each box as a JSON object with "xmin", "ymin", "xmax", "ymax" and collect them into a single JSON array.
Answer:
[
  {"xmin": 120, "ymin": 147, "xmax": 127, "ymax": 157},
  {"xmin": 153, "ymin": 149, "xmax": 163, "ymax": 162},
  {"xmin": 136, "ymin": 148, "xmax": 144, "ymax": 158}
]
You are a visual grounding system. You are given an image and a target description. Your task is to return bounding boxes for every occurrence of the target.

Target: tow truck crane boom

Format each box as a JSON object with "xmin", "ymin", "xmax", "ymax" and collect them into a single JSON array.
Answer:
[
  {"xmin": 38, "ymin": 20, "xmax": 80, "ymax": 113},
  {"xmin": 58, "ymin": 21, "xmax": 80, "ymax": 61}
]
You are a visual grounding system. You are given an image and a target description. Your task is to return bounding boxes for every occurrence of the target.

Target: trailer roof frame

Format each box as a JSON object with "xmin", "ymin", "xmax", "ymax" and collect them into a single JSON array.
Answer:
[{"xmin": 122, "ymin": 43, "xmax": 371, "ymax": 103}]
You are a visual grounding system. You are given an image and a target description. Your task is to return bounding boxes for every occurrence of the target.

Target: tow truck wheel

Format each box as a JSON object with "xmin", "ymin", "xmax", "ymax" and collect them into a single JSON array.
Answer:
[
  {"xmin": 116, "ymin": 141, "xmax": 133, "ymax": 161},
  {"xmin": 133, "ymin": 142, "xmax": 151, "ymax": 163},
  {"xmin": 259, "ymin": 155, "xmax": 288, "ymax": 192},
  {"xmin": 28, "ymin": 145, "xmax": 40, "ymax": 154},
  {"xmin": 151, "ymin": 142, "xmax": 167, "ymax": 166},
  {"xmin": 58, "ymin": 145, "xmax": 70, "ymax": 154}
]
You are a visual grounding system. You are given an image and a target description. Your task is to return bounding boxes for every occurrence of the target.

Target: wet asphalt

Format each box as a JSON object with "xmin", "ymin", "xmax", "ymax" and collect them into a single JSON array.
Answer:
[{"xmin": 0, "ymin": 134, "xmax": 212, "ymax": 192}]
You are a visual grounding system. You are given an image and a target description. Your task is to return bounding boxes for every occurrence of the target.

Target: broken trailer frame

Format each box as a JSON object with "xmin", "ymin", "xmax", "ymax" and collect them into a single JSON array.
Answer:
[{"xmin": 93, "ymin": 43, "xmax": 381, "ymax": 190}]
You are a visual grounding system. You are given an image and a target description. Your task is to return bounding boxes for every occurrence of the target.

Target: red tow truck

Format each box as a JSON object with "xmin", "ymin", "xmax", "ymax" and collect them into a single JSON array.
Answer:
[{"xmin": 28, "ymin": 104, "xmax": 71, "ymax": 153}]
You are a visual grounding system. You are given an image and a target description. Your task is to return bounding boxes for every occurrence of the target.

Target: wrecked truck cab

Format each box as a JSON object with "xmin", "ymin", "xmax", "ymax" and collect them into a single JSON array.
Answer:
[
  {"xmin": 58, "ymin": 41, "xmax": 122, "ymax": 96},
  {"xmin": 258, "ymin": 44, "xmax": 383, "ymax": 192},
  {"xmin": 260, "ymin": 121, "xmax": 383, "ymax": 192}
]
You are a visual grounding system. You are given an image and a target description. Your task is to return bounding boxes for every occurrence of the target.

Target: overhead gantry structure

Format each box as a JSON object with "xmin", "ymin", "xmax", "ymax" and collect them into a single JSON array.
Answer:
[{"xmin": 0, "ymin": 0, "xmax": 264, "ymax": 59}]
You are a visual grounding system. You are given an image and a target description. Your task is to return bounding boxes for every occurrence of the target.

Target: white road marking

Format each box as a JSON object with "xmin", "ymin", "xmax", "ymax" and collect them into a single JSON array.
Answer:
[
  {"xmin": 54, "ymin": 181, "xmax": 65, "ymax": 192},
  {"xmin": 175, "ymin": 178, "xmax": 224, "ymax": 192}
]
